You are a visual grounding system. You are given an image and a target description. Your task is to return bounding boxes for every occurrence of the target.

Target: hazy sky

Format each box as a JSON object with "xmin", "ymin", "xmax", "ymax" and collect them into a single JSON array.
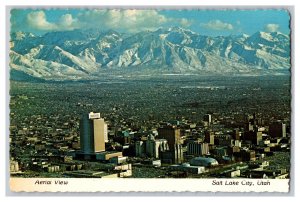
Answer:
[{"xmin": 10, "ymin": 9, "xmax": 291, "ymax": 36}]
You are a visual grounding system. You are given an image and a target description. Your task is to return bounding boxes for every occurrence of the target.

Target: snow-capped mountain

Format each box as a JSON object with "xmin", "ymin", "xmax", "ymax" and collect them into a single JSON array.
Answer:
[{"xmin": 9, "ymin": 27, "xmax": 290, "ymax": 80}]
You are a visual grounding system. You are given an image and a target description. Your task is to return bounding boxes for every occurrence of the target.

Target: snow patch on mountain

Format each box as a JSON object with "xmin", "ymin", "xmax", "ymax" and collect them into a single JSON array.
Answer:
[{"xmin": 9, "ymin": 27, "xmax": 290, "ymax": 80}]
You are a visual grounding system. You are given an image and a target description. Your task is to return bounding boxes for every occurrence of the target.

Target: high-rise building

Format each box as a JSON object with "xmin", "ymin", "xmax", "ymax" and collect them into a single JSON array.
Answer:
[
  {"xmin": 269, "ymin": 122, "xmax": 286, "ymax": 138},
  {"xmin": 157, "ymin": 126, "xmax": 181, "ymax": 149},
  {"xmin": 174, "ymin": 144, "xmax": 184, "ymax": 164},
  {"xmin": 80, "ymin": 112, "xmax": 106, "ymax": 154},
  {"xmin": 205, "ymin": 131, "xmax": 215, "ymax": 145},
  {"xmin": 187, "ymin": 141, "xmax": 209, "ymax": 156},
  {"xmin": 240, "ymin": 149, "xmax": 256, "ymax": 161},
  {"xmin": 135, "ymin": 141, "xmax": 144, "ymax": 157},
  {"xmin": 246, "ymin": 113, "xmax": 257, "ymax": 132},
  {"xmin": 233, "ymin": 129, "xmax": 241, "ymax": 140},
  {"xmin": 147, "ymin": 141, "xmax": 160, "ymax": 158},
  {"xmin": 234, "ymin": 140, "xmax": 242, "ymax": 147},
  {"xmin": 135, "ymin": 136, "xmax": 169, "ymax": 158},
  {"xmin": 247, "ymin": 122, "xmax": 254, "ymax": 132},
  {"xmin": 145, "ymin": 134, "xmax": 158, "ymax": 158},
  {"xmin": 158, "ymin": 126, "xmax": 182, "ymax": 163},
  {"xmin": 203, "ymin": 114, "xmax": 212, "ymax": 126},
  {"xmin": 243, "ymin": 131, "xmax": 263, "ymax": 145}
]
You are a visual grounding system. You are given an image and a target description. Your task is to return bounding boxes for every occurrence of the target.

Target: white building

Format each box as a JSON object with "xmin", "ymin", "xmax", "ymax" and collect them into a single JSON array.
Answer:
[
  {"xmin": 187, "ymin": 141, "xmax": 209, "ymax": 155},
  {"xmin": 135, "ymin": 135, "xmax": 169, "ymax": 158},
  {"xmin": 145, "ymin": 134, "xmax": 169, "ymax": 158}
]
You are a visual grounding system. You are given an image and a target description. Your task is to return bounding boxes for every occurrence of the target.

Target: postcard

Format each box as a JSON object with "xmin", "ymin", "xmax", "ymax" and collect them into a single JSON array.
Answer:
[{"xmin": 8, "ymin": 7, "xmax": 292, "ymax": 193}]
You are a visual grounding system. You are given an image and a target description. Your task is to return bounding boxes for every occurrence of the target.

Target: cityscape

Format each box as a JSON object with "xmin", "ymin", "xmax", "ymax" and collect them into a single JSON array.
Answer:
[
  {"xmin": 9, "ymin": 75, "xmax": 290, "ymax": 179},
  {"xmin": 9, "ymin": 9, "xmax": 291, "ymax": 179}
]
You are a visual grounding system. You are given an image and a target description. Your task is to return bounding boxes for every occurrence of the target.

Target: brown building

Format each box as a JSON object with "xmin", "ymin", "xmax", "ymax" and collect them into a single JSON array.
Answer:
[
  {"xmin": 157, "ymin": 126, "xmax": 180, "ymax": 150},
  {"xmin": 241, "ymin": 149, "xmax": 256, "ymax": 161},
  {"xmin": 233, "ymin": 129, "xmax": 241, "ymax": 140},
  {"xmin": 158, "ymin": 126, "xmax": 183, "ymax": 163},
  {"xmin": 269, "ymin": 122, "xmax": 286, "ymax": 138},
  {"xmin": 243, "ymin": 131, "xmax": 262, "ymax": 145},
  {"xmin": 205, "ymin": 131, "xmax": 215, "ymax": 145}
]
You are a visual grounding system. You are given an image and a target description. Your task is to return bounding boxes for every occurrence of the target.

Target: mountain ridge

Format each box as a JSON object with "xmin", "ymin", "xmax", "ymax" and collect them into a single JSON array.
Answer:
[{"xmin": 9, "ymin": 27, "xmax": 291, "ymax": 81}]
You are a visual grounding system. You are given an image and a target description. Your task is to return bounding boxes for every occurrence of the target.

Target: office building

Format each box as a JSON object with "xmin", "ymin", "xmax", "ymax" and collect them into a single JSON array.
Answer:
[
  {"xmin": 80, "ymin": 112, "xmax": 106, "ymax": 154},
  {"xmin": 174, "ymin": 144, "xmax": 184, "ymax": 164},
  {"xmin": 243, "ymin": 131, "xmax": 263, "ymax": 145},
  {"xmin": 247, "ymin": 122, "xmax": 254, "ymax": 132},
  {"xmin": 158, "ymin": 126, "xmax": 183, "ymax": 163},
  {"xmin": 269, "ymin": 122, "xmax": 286, "ymax": 138},
  {"xmin": 233, "ymin": 129, "xmax": 241, "ymax": 140},
  {"xmin": 234, "ymin": 140, "xmax": 242, "ymax": 147},
  {"xmin": 187, "ymin": 141, "xmax": 209, "ymax": 156},
  {"xmin": 240, "ymin": 149, "xmax": 256, "ymax": 161},
  {"xmin": 161, "ymin": 144, "xmax": 183, "ymax": 164},
  {"xmin": 157, "ymin": 126, "xmax": 183, "ymax": 163},
  {"xmin": 157, "ymin": 126, "xmax": 181, "ymax": 148},
  {"xmin": 203, "ymin": 114, "xmax": 212, "ymax": 126},
  {"xmin": 205, "ymin": 131, "xmax": 215, "ymax": 145},
  {"xmin": 146, "ymin": 135, "xmax": 169, "ymax": 158},
  {"xmin": 135, "ymin": 134, "xmax": 169, "ymax": 159},
  {"xmin": 145, "ymin": 134, "xmax": 160, "ymax": 158},
  {"xmin": 135, "ymin": 141, "xmax": 144, "ymax": 157}
]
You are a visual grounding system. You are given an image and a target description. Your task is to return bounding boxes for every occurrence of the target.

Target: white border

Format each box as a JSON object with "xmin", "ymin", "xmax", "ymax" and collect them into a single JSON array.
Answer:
[
  {"xmin": 10, "ymin": 178, "xmax": 290, "ymax": 192},
  {"xmin": 1, "ymin": 0, "xmax": 299, "ymax": 200}
]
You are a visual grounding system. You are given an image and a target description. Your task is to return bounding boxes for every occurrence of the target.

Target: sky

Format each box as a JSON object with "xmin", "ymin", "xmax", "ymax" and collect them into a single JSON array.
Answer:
[{"xmin": 10, "ymin": 9, "xmax": 291, "ymax": 36}]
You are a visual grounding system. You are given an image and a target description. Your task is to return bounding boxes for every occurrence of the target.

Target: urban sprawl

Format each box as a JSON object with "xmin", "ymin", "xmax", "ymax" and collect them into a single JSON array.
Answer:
[{"xmin": 9, "ymin": 76, "xmax": 291, "ymax": 179}]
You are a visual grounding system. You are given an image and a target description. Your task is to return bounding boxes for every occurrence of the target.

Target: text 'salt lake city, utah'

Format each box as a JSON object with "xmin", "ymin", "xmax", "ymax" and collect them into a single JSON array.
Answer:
[{"xmin": 8, "ymin": 7, "xmax": 292, "ymax": 193}]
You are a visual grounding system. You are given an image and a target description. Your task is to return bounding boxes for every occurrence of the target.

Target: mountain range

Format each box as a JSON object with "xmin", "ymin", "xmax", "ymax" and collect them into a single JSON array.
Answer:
[{"xmin": 9, "ymin": 27, "xmax": 291, "ymax": 81}]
